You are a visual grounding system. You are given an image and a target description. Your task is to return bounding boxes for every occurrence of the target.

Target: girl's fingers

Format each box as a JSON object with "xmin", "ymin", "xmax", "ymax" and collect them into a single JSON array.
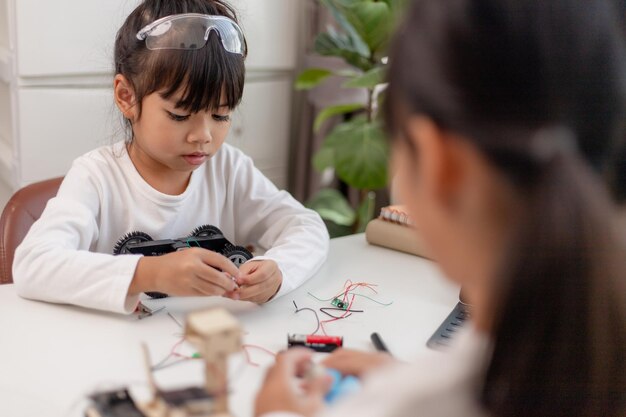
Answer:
[
  {"xmin": 191, "ymin": 277, "xmax": 228, "ymax": 296},
  {"xmin": 273, "ymin": 348, "xmax": 314, "ymax": 377},
  {"xmin": 302, "ymin": 372, "xmax": 334, "ymax": 396},
  {"xmin": 195, "ymin": 248, "xmax": 240, "ymax": 278},
  {"xmin": 237, "ymin": 286, "xmax": 264, "ymax": 302},
  {"xmin": 236, "ymin": 270, "xmax": 262, "ymax": 286},
  {"xmin": 237, "ymin": 264, "xmax": 274, "ymax": 286},
  {"xmin": 196, "ymin": 268, "xmax": 238, "ymax": 292},
  {"xmin": 238, "ymin": 260, "xmax": 259, "ymax": 276},
  {"xmin": 274, "ymin": 350, "xmax": 331, "ymax": 396},
  {"xmin": 320, "ymin": 349, "xmax": 359, "ymax": 374},
  {"xmin": 321, "ymin": 349, "xmax": 394, "ymax": 377},
  {"xmin": 224, "ymin": 290, "xmax": 241, "ymax": 300}
]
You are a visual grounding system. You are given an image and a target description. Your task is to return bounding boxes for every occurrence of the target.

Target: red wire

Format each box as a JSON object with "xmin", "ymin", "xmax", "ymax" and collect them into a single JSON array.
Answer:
[
  {"xmin": 336, "ymin": 281, "xmax": 378, "ymax": 304},
  {"xmin": 242, "ymin": 344, "xmax": 277, "ymax": 367},
  {"xmin": 305, "ymin": 280, "xmax": 383, "ymax": 335},
  {"xmin": 170, "ymin": 338, "xmax": 196, "ymax": 359},
  {"xmin": 320, "ymin": 293, "xmax": 356, "ymax": 335}
]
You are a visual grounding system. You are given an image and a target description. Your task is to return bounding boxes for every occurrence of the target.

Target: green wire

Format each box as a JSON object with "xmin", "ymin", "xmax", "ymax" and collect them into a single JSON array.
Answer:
[
  {"xmin": 306, "ymin": 292, "xmax": 334, "ymax": 302},
  {"xmin": 354, "ymin": 293, "xmax": 393, "ymax": 306},
  {"xmin": 186, "ymin": 238, "xmax": 202, "ymax": 248}
]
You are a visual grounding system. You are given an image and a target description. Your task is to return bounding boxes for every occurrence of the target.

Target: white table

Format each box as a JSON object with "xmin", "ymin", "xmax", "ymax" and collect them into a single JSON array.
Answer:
[{"xmin": 0, "ymin": 234, "xmax": 459, "ymax": 417}]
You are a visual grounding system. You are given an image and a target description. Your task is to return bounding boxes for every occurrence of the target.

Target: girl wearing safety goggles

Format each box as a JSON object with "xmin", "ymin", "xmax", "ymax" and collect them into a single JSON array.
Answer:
[{"xmin": 13, "ymin": 0, "xmax": 329, "ymax": 313}]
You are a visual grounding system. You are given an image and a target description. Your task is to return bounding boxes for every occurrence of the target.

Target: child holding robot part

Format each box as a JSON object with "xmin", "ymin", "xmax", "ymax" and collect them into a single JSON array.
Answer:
[{"xmin": 13, "ymin": 0, "xmax": 329, "ymax": 314}]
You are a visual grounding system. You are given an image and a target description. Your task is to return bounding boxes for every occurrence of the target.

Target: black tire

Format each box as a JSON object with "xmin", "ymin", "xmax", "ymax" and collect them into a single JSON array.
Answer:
[
  {"xmin": 223, "ymin": 246, "xmax": 253, "ymax": 267},
  {"xmin": 113, "ymin": 231, "xmax": 153, "ymax": 255},
  {"xmin": 190, "ymin": 224, "xmax": 223, "ymax": 238}
]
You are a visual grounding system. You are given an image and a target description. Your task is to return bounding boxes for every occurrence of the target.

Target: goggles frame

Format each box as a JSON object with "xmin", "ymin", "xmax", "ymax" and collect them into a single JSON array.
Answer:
[{"xmin": 136, "ymin": 13, "xmax": 246, "ymax": 56}]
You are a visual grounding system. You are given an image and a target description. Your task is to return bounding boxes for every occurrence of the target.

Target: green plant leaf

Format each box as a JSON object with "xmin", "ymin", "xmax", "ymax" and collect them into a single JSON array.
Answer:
[
  {"xmin": 342, "ymin": 66, "xmax": 386, "ymax": 89},
  {"xmin": 335, "ymin": 69, "xmax": 362, "ymax": 77},
  {"xmin": 314, "ymin": 31, "xmax": 374, "ymax": 72},
  {"xmin": 324, "ymin": 118, "xmax": 389, "ymax": 189},
  {"xmin": 343, "ymin": 1, "xmax": 392, "ymax": 54},
  {"xmin": 381, "ymin": 0, "xmax": 408, "ymax": 13},
  {"xmin": 312, "ymin": 146, "xmax": 335, "ymax": 172},
  {"xmin": 314, "ymin": 103, "xmax": 364, "ymax": 132},
  {"xmin": 306, "ymin": 188, "xmax": 356, "ymax": 226},
  {"xmin": 356, "ymin": 191, "xmax": 376, "ymax": 232},
  {"xmin": 295, "ymin": 68, "xmax": 334, "ymax": 90},
  {"xmin": 319, "ymin": 0, "xmax": 370, "ymax": 57}
]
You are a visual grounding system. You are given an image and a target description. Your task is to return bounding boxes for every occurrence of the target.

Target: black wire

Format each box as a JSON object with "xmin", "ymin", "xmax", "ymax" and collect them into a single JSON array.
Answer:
[
  {"xmin": 293, "ymin": 300, "xmax": 321, "ymax": 335},
  {"xmin": 320, "ymin": 309, "xmax": 352, "ymax": 319},
  {"xmin": 319, "ymin": 307, "xmax": 364, "ymax": 319}
]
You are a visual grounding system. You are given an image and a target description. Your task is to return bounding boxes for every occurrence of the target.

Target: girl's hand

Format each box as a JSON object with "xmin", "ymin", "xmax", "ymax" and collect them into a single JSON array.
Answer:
[
  {"xmin": 130, "ymin": 248, "xmax": 240, "ymax": 296},
  {"xmin": 321, "ymin": 349, "xmax": 396, "ymax": 378},
  {"xmin": 255, "ymin": 348, "xmax": 331, "ymax": 417},
  {"xmin": 231, "ymin": 260, "xmax": 282, "ymax": 303}
]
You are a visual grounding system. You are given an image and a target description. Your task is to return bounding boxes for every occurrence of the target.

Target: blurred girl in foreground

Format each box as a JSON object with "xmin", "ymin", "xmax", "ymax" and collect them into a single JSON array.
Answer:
[{"xmin": 255, "ymin": 0, "xmax": 626, "ymax": 416}]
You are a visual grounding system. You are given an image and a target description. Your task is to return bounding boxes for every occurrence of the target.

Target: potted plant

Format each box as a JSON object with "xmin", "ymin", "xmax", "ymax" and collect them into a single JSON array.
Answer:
[{"xmin": 296, "ymin": 0, "xmax": 403, "ymax": 237}]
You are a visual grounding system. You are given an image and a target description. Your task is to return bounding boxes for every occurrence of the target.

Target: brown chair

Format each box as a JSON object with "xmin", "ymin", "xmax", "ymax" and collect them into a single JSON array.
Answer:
[{"xmin": 0, "ymin": 177, "xmax": 63, "ymax": 284}]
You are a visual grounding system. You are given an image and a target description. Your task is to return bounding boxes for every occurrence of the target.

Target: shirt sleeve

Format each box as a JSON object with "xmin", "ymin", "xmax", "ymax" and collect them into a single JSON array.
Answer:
[
  {"xmin": 12, "ymin": 160, "xmax": 142, "ymax": 314},
  {"xmin": 227, "ymin": 148, "xmax": 329, "ymax": 299}
]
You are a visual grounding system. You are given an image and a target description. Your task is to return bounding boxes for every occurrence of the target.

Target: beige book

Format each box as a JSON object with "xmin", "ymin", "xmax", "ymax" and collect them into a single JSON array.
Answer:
[{"xmin": 365, "ymin": 218, "xmax": 432, "ymax": 260}]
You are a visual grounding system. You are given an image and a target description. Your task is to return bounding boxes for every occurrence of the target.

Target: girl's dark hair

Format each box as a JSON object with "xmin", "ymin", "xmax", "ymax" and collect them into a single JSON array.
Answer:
[
  {"xmin": 385, "ymin": 1, "xmax": 626, "ymax": 416},
  {"xmin": 114, "ymin": 0, "xmax": 246, "ymax": 135}
]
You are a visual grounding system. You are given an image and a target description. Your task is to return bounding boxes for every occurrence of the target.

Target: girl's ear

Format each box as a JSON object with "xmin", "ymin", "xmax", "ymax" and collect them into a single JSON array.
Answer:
[
  {"xmin": 406, "ymin": 116, "xmax": 450, "ymax": 204},
  {"xmin": 408, "ymin": 116, "xmax": 490, "ymax": 214},
  {"xmin": 404, "ymin": 116, "xmax": 467, "ymax": 210},
  {"xmin": 113, "ymin": 74, "xmax": 137, "ymax": 121}
]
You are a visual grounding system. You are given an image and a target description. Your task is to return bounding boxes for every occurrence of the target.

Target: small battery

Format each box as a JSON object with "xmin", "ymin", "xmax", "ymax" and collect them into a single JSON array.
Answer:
[{"xmin": 287, "ymin": 334, "xmax": 343, "ymax": 352}]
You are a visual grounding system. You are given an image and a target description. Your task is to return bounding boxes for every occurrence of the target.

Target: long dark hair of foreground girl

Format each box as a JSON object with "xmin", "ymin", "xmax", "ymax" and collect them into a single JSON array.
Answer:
[{"xmin": 385, "ymin": 1, "xmax": 626, "ymax": 416}]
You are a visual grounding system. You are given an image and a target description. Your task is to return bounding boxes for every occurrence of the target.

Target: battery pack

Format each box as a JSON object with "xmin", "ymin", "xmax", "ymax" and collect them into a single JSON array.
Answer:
[{"xmin": 287, "ymin": 334, "xmax": 343, "ymax": 352}]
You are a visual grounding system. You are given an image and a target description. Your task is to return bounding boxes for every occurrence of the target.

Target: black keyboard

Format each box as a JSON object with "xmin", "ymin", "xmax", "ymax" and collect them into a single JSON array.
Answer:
[{"xmin": 426, "ymin": 302, "xmax": 471, "ymax": 349}]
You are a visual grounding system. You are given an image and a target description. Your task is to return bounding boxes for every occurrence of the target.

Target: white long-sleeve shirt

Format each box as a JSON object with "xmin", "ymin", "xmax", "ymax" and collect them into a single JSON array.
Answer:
[
  {"xmin": 264, "ymin": 326, "xmax": 491, "ymax": 417},
  {"xmin": 13, "ymin": 142, "xmax": 329, "ymax": 314}
]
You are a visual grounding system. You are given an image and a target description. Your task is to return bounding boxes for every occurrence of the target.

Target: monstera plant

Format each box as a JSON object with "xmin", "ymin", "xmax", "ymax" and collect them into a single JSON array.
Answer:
[{"xmin": 296, "ymin": 0, "xmax": 403, "ymax": 237}]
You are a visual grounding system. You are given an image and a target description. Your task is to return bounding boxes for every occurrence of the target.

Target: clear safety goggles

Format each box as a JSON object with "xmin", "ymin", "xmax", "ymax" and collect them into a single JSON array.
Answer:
[{"xmin": 136, "ymin": 13, "xmax": 246, "ymax": 56}]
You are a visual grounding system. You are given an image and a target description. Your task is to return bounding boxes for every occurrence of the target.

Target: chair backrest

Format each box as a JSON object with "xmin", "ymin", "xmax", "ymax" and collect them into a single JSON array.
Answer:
[{"xmin": 0, "ymin": 177, "xmax": 63, "ymax": 284}]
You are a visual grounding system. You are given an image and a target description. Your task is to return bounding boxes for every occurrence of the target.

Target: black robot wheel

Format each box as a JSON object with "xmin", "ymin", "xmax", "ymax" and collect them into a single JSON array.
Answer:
[
  {"xmin": 223, "ymin": 246, "xmax": 254, "ymax": 267},
  {"xmin": 113, "ymin": 231, "xmax": 153, "ymax": 255},
  {"xmin": 190, "ymin": 224, "xmax": 224, "ymax": 238}
]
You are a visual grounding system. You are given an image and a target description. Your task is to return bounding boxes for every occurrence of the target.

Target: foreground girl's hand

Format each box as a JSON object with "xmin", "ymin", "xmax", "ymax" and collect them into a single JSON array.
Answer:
[
  {"xmin": 231, "ymin": 259, "xmax": 282, "ymax": 303},
  {"xmin": 321, "ymin": 348, "xmax": 396, "ymax": 378},
  {"xmin": 255, "ymin": 348, "xmax": 331, "ymax": 417},
  {"xmin": 129, "ymin": 248, "xmax": 240, "ymax": 296}
]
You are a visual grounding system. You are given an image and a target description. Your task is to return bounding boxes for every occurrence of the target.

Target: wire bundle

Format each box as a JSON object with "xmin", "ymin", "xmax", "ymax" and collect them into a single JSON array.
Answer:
[
  {"xmin": 295, "ymin": 280, "xmax": 393, "ymax": 336},
  {"xmin": 151, "ymin": 280, "xmax": 392, "ymax": 372}
]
